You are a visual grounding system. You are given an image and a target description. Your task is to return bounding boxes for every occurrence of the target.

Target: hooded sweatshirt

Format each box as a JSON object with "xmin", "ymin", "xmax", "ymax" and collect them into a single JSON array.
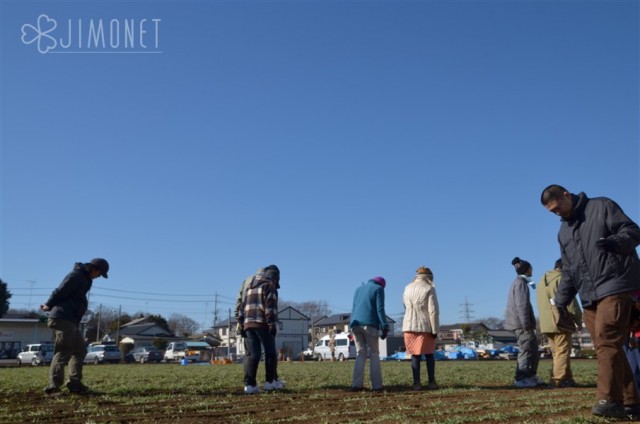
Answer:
[
  {"xmin": 237, "ymin": 269, "xmax": 278, "ymax": 329},
  {"xmin": 45, "ymin": 263, "xmax": 93, "ymax": 324},
  {"xmin": 536, "ymin": 269, "xmax": 582, "ymax": 333}
]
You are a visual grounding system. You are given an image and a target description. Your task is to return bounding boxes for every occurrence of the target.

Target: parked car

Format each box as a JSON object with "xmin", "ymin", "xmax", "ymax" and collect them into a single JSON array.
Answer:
[
  {"xmin": 163, "ymin": 341, "xmax": 187, "ymax": 362},
  {"xmin": 17, "ymin": 343, "xmax": 54, "ymax": 366},
  {"xmin": 131, "ymin": 346, "xmax": 162, "ymax": 364},
  {"xmin": 84, "ymin": 344, "xmax": 121, "ymax": 364},
  {"xmin": 302, "ymin": 347, "xmax": 314, "ymax": 360},
  {"xmin": 0, "ymin": 348, "xmax": 20, "ymax": 360},
  {"xmin": 313, "ymin": 333, "xmax": 356, "ymax": 361}
]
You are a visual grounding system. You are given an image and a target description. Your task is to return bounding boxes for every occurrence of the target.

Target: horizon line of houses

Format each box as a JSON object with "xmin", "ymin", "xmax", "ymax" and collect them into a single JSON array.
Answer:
[{"xmin": 0, "ymin": 307, "xmax": 594, "ymax": 359}]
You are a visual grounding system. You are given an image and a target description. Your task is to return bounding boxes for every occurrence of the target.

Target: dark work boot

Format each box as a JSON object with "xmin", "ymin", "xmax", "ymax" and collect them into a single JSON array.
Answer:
[
  {"xmin": 592, "ymin": 400, "xmax": 625, "ymax": 419},
  {"xmin": 624, "ymin": 404, "xmax": 640, "ymax": 421}
]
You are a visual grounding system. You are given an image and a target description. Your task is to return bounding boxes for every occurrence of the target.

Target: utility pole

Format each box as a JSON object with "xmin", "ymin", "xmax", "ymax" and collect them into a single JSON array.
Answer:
[
  {"xmin": 96, "ymin": 304, "xmax": 103, "ymax": 342},
  {"xmin": 311, "ymin": 315, "xmax": 315, "ymax": 347},
  {"xmin": 202, "ymin": 302, "xmax": 208, "ymax": 333},
  {"xmin": 26, "ymin": 280, "xmax": 36, "ymax": 311},
  {"xmin": 115, "ymin": 305, "xmax": 121, "ymax": 345},
  {"xmin": 213, "ymin": 293, "xmax": 219, "ymax": 326},
  {"xmin": 227, "ymin": 309, "xmax": 232, "ymax": 360}
]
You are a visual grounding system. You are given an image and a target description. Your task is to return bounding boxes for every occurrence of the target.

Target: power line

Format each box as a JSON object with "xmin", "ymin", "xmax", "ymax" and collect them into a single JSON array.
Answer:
[
  {"xmin": 90, "ymin": 293, "xmax": 231, "ymax": 304},
  {"xmin": 10, "ymin": 286, "xmax": 236, "ymax": 301},
  {"xmin": 88, "ymin": 301, "xmax": 212, "ymax": 314},
  {"xmin": 93, "ymin": 286, "xmax": 235, "ymax": 300}
]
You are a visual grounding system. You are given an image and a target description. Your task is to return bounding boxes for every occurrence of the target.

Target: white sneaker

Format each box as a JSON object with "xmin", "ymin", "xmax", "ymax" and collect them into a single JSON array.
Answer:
[
  {"xmin": 264, "ymin": 379, "xmax": 285, "ymax": 391},
  {"xmin": 244, "ymin": 385, "xmax": 260, "ymax": 394},
  {"xmin": 513, "ymin": 378, "xmax": 537, "ymax": 388}
]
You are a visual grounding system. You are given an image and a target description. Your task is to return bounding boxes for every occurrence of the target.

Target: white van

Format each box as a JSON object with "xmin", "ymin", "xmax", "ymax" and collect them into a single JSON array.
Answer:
[{"xmin": 313, "ymin": 333, "xmax": 356, "ymax": 361}]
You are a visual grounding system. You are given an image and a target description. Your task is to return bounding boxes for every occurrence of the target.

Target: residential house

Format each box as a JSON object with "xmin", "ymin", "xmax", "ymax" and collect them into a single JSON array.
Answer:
[
  {"xmin": 485, "ymin": 329, "xmax": 517, "ymax": 349},
  {"xmin": 103, "ymin": 317, "xmax": 178, "ymax": 348},
  {"xmin": 276, "ymin": 307, "xmax": 310, "ymax": 359},
  {"xmin": 211, "ymin": 316, "xmax": 237, "ymax": 350},
  {"xmin": 210, "ymin": 306, "xmax": 310, "ymax": 360},
  {"xmin": 0, "ymin": 316, "xmax": 53, "ymax": 358}
]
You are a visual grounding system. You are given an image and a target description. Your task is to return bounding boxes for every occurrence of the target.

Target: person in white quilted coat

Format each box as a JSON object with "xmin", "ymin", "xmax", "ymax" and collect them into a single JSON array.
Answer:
[{"xmin": 402, "ymin": 266, "xmax": 439, "ymax": 391}]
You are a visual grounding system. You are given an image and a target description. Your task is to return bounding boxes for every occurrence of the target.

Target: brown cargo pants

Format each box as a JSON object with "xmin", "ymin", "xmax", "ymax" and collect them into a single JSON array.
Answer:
[{"xmin": 583, "ymin": 293, "xmax": 640, "ymax": 406}]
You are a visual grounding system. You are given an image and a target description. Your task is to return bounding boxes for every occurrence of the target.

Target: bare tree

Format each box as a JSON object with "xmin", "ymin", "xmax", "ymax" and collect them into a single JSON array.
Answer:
[
  {"xmin": 280, "ymin": 299, "xmax": 331, "ymax": 320},
  {"xmin": 168, "ymin": 313, "xmax": 199, "ymax": 337},
  {"xmin": 84, "ymin": 306, "xmax": 123, "ymax": 342},
  {"xmin": 479, "ymin": 316, "xmax": 505, "ymax": 330}
]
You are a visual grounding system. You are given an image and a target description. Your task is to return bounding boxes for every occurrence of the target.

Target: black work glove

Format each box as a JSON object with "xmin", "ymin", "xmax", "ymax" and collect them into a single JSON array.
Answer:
[
  {"xmin": 557, "ymin": 304, "xmax": 576, "ymax": 322},
  {"xmin": 236, "ymin": 323, "xmax": 247, "ymax": 338},
  {"xmin": 381, "ymin": 328, "xmax": 388, "ymax": 340},
  {"xmin": 558, "ymin": 306, "xmax": 572, "ymax": 320},
  {"xmin": 269, "ymin": 325, "xmax": 277, "ymax": 337},
  {"xmin": 596, "ymin": 238, "xmax": 618, "ymax": 253}
]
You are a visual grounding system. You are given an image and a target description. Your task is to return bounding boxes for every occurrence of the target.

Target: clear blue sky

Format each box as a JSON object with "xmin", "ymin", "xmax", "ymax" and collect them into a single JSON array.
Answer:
[{"xmin": 1, "ymin": 0, "xmax": 638, "ymax": 331}]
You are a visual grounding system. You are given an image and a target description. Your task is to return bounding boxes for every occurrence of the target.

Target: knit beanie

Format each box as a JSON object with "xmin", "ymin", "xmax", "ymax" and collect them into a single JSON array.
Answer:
[
  {"xmin": 554, "ymin": 259, "xmax": 562, "ymax": 270},
  {"xmin": 371, "ymin": 276, "xmax": 386, "ymax": 288},
  {"xmin": 512, "ymin": 257, "xmax": 531, "ymax": 275}
]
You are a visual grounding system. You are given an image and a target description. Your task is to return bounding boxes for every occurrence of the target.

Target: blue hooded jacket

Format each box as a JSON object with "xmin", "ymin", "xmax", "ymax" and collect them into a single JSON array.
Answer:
[{"xmin": 350, "ymin": 280, "xmax": 389, "ymax": 330}]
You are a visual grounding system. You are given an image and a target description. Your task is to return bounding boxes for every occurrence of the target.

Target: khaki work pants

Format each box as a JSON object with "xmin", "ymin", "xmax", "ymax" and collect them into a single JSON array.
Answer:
[
  {"xmin": 47, "ymin": 318, "xmax": 87, "ymax": 390},
  {"xmin": 547, "ymin": 332, "xmax": 573, "ymax": 383}
]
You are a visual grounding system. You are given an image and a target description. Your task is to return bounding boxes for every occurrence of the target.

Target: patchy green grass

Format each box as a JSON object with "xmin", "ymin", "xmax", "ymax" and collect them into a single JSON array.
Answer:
[{"xmin": 0, "ymin": 359, "xmax": 617, "ymax": 423}]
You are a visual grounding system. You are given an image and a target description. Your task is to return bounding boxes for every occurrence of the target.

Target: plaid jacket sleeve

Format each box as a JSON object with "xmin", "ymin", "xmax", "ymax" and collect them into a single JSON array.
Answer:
[{"xmin": 263, "ymin": 283, "xmax": 278, "ymax": 326}]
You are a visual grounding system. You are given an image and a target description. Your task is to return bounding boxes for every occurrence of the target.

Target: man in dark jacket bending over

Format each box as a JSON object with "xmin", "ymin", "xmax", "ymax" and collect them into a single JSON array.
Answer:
[
  {"xmin": 41, "ymin": 258, "xmax": 109, "ymax": 396},
  {"xmin": 541, "ymin": 185, "xmax": 640, "ymax": 419}
]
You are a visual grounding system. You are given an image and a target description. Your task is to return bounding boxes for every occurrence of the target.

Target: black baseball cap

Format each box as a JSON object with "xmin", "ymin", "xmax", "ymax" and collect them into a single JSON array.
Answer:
[{"xmin": 89, "ymin": 258, "xmax": 109, "ymax": 278}]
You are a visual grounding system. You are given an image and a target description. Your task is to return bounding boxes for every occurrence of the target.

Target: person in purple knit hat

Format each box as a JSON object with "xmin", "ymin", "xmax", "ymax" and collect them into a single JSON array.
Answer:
[{"xmin": 350, "ymin": 276, "xmax": 389, "ymax": 391}]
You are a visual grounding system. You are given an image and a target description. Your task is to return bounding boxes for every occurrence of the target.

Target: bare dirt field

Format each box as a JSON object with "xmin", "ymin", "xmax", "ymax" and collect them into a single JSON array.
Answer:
[{"xmin": 0, "ymin": 360, "xmax": 634, "ymax": 423}]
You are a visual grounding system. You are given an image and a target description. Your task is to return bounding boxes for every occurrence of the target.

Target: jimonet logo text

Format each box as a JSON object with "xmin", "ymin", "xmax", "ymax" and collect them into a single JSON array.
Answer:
[{"xmin": 21, "ymin": 14, "xmax": 162, "ymax": 54}]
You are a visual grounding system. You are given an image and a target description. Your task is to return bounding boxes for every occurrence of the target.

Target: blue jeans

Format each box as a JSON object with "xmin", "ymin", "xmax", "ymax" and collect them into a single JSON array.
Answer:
[{"xmin": 243, "ymin": 327, "xmax": 277, "ymax": 386}]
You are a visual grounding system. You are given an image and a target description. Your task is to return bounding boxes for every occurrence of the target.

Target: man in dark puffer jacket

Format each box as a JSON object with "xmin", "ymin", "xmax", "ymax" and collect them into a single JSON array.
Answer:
[
  {"xmin": 541, "ymin": 185, "xmax": 640, "ymax": 419},
  {"xmin": 41, "ymin": 258, "xmax": 109, "ymax": 396}
]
